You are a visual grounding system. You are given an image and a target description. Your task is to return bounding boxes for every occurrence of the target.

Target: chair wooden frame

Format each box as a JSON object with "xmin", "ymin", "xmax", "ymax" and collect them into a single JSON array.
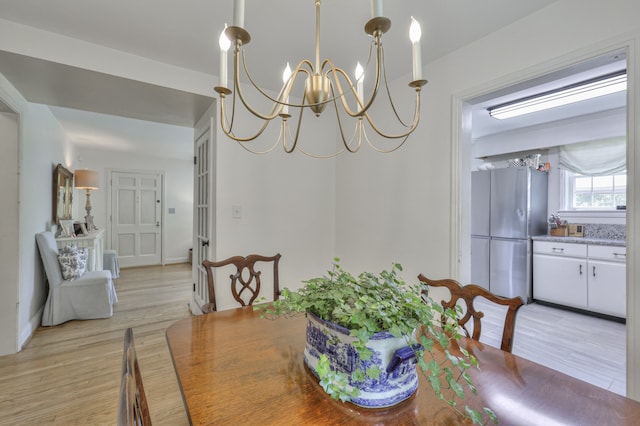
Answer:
[
  {"xmin": 417, "ymin": 275, "xmax": 524, "ymax": 353},
  {"xmin": 202, "ymin": 253, "xmax": 281, "ymax": 313},
  {"xmin": 118, "ymin": 328, "xmax": 152, "ymax": 426}
]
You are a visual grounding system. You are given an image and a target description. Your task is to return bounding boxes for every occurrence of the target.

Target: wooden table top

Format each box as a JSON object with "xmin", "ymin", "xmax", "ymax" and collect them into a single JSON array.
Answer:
[{"xmin": 166, "ymin": 307, "xmax": 640, "ymax": 425}]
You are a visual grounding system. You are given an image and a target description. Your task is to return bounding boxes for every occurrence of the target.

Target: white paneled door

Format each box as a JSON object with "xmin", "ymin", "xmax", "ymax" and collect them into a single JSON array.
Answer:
[{"xmin": 111, "ymin": 171, "xmax": 163, "ymax": 267}]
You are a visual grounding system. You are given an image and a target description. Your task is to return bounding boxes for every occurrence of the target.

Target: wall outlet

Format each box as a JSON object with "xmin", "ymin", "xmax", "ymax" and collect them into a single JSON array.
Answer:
[{"xmin": 568, "ymin": 224, "xmax": 584, "ymax": 237}]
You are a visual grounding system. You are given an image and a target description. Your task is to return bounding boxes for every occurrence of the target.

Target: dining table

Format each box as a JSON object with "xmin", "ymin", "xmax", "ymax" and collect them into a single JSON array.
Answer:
[{"xmin": 166, "ymin": 307, "xmax": 640, "ymax": 425}]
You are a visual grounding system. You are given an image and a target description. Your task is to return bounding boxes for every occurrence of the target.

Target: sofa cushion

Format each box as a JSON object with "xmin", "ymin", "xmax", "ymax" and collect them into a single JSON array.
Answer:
[{"xmin": 58, "ymin": 244, "xmax": 89, "ymax": 280}]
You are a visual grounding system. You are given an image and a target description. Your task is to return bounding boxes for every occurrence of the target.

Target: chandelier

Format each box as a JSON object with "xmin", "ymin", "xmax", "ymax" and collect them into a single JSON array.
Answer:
[{"xmin": 214, "ymin": 0, "xmax": 427, "ymax": 158}]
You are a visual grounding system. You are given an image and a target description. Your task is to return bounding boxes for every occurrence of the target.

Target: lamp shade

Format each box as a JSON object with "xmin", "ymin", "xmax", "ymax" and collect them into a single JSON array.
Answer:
[{"xmin": 74, "ymin": 169, "xmax": 99, "ymax": 190}]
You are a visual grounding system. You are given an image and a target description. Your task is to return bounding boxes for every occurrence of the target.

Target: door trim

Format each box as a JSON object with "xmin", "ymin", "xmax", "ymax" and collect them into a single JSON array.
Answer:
[{"xmin": 451, "ymin": 38, "xmax": 638, "ymax": 399}]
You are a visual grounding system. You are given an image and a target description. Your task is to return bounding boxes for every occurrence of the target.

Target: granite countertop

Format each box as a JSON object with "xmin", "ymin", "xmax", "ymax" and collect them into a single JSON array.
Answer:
[{"xmin": 532, "ymin": 235, "xmax": 626, "ymax": 247}]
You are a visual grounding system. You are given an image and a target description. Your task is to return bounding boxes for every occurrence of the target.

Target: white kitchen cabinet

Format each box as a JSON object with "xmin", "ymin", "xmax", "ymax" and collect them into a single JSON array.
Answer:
[
  {"xmin": 533, "ymin": 243, "xmax": 587, "ymax": 309},
  {"xmin": 533, "ymin": 241, "xmax": 626, "ymax": 318},
  {"xmin": 587, "ymin": 245, "xmax": 626, "ymax": 317}
]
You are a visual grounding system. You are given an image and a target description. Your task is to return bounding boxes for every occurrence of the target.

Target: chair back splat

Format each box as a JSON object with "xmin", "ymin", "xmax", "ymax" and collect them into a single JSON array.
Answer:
[
  {"xmin": 118, "ymin": 328, "xmax": 152, "ymax": 426},
  {"xmin": 417, "ymin": 275, "xmax": 524, "ymax": 353},
  {"xmin": 202, "ymin": 253, "xmax": 281, "ymax": 313}
]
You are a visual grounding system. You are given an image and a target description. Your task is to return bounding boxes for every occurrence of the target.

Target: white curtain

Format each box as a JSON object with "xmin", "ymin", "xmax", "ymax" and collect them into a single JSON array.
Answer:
[{"xmin": 559, "ymin": 137, "xmax": 626, "ymax": 175}]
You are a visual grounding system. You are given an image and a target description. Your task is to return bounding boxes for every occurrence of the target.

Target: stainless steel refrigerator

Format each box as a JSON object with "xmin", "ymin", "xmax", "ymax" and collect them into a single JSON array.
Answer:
[{"xmin": 471, "ymin": 167, "xmax": 548, "ymax": 302}]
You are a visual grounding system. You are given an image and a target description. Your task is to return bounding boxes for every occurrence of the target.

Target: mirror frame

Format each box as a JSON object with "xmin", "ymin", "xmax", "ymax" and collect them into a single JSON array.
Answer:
[{"xmin": 53, "ymin": 163, "xmax": 74, "ymax": 224}]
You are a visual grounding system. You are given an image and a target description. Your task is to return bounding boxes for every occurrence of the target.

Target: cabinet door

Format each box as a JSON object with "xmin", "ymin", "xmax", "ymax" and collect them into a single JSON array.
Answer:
[
  {"xmin": 533, "ymin": 254, "xmax": 587, "ymax": 309},
  {"xmin": 588, "ymin": 260, "xmax": 626, "ymax": 318}
]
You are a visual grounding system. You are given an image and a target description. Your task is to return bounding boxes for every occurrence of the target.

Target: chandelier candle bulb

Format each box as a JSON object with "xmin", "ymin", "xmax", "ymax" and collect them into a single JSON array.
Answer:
[
  {"xmin": 233, "ymin": 0, "xmax": 245, "ymax": 28},
  {"xmin": 282, "ymin": 62, "xmax": 292, "ymax": 115},
  {"xmin": 355, "ymin": 62, "xmax": 364, "ymax": 103},
  {"xmin": 410, "ymin": 17, "xmax": 422, "ymax": 81},
  {"xmin": 219, "ymin": 26, "xmax": 230, "ymax": 88},
  {"xmin": 371, "ymin": 0, "xmax": 383, "ymax": 18}
]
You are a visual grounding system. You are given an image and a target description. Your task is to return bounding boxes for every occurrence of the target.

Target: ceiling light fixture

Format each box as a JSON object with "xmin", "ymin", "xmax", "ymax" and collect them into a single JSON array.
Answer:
[
  {"xmin": 214, "ymin": 0, "xmax": 428, "ymax": 158},
  {"xmin": 488, "ymin": 71, "xmax": 627, "ymax": 120}
]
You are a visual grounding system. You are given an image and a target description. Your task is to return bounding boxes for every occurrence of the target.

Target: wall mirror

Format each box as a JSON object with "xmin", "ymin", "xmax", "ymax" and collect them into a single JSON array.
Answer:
[{"xmin": 53, "ymin": 163, "xmax": 73, "ymax": 224}]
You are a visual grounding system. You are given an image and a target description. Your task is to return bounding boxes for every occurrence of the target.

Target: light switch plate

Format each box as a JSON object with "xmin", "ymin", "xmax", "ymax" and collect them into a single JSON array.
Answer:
[
  {"xmin": 232, "ymin": 205, "xmax": 242, "ymax": 219},
  {"xmin": 568, "ymin": 223, "xmax": 584, "ymax": 237}
]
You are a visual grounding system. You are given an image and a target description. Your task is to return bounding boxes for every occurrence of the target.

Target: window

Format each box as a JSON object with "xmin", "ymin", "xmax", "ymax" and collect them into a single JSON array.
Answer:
[{"xmin": 565, "ymin": 170, "xmax": 626, "ymax": 210}]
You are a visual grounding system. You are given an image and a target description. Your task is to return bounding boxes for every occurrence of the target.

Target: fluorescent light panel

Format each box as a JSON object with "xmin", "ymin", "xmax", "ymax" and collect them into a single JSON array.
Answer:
[{"xmin": 488, "ymin": 71, "xmax": 627, "ymax": 120}]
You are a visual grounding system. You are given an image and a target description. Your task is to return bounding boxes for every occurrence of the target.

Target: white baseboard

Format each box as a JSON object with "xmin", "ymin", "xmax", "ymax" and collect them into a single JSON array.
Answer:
[
  {"xmin": 164, "ymin": 256, "xmax": 189, "ymax": 265},
  {"xmin": 189, "ymin": 295, "xmax": 203, "ymax": 316},
  {"xmin": 20, "ymin": 305, "xmax": 44, "ymax": 350}
]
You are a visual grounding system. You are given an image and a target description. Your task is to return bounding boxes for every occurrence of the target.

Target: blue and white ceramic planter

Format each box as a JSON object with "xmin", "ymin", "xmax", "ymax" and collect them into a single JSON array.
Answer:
[{"xmin": 304, "ymin": 312, "xmax": 420, "ymax": 408}]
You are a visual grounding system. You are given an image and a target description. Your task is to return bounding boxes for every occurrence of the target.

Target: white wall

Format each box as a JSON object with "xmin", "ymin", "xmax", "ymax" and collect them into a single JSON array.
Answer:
[
  {"xmin": 0, "ymin": 73, "xmax": 75, "ymax": 354},
  {"xmin": 74, "ymin": 146, "xmax": 194, "ymax": 264},
  {"xmin": 19, "ymin": 104, "xmax": 76, "ymax": 347},
  {"xmin": 335, "ymin": 0, "xmax": 640, "ymax": 399},
  {"xmin": 212, "ymin": 113, "xmax": 336, "ymax": 311}
]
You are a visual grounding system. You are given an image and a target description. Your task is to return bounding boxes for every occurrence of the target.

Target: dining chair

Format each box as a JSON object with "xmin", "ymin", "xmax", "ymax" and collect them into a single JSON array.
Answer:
[
  {"xmin": 417, "ymin": 275, "xmax": 524, "ymax": 353},
  {"xmin": 202, "ymin": 253, "xmax": 281, "ymax": 312},
  {"xmin": 118, "ymin": 328, "xmax": 152, "ymax": 426}
]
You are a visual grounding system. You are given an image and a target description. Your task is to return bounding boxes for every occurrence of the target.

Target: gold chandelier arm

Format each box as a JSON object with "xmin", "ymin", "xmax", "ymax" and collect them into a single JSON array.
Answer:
[
  {"xmin": 362, "ymin": 87, "xmax": 423, "ymax": 139},
  {"xmin": 239, "ymin": 54, "xmax": 315, "ymax": 109},
  {"xmin": 235, "ymin": 135, "xmax": 281, "ymax": 154},
  {"xmin": 282, "ymin": 98, "xmax": 348, "ymax": 158},
  {"xmin": 361, "ymin": 123, "xmax": 412, "ymax": 153},
  {"xmin": 322, "ymin": 35, "xmax": 383, "ymax": 118},
  {"xmin": 230, "ymin": 45, "xmax": 290, "ymax": 121},
  {"xmin": 329, "ymin": 84, "xmax": 363, "ymax": 154},
  {"xmin": 282, "ymin": 97, "xmax": 306, "ymax": 153},
  {"xmin": 219, "ymin": 93, "xmax": 271, "ymax": 142}
]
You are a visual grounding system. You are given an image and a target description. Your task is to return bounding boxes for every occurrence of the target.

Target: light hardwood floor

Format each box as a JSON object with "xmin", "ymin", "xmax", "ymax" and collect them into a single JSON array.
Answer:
[
  {"xmin": 0, "ymin": 264, "xmax": 627, "ymax": 425},
  {"xmin": 0, "ymin": 263, "xmax": 192, "ymax": 425}
]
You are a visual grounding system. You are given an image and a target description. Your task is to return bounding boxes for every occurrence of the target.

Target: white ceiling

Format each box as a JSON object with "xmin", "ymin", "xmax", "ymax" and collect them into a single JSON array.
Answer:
[{"xmin": 1, "ymin": 0, "xmax": 599, "ymax": 154}]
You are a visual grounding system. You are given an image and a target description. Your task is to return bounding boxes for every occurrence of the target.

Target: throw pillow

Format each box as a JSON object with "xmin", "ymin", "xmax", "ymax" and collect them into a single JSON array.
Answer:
[{"xmin": 58, "ymin": 244, "xmax": 89, "ymax": 280}]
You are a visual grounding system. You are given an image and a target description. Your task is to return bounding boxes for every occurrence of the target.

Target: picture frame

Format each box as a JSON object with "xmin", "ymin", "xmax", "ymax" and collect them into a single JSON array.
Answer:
[{"xmin": 74, "ymin": 222, "xmax": 89, "ymax": 236}]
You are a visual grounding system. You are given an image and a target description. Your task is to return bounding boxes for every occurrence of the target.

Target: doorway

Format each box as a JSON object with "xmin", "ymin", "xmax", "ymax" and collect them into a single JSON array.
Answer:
[{"xmin": 453, "ymin": 46, "xmax": 634, "ymax": 396}]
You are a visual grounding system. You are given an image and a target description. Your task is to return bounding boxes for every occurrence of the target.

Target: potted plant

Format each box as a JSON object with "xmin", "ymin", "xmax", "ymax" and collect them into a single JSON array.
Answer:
[{"xmin": 256, "ymin": 259, "xmax": 496, "ymax": 424}]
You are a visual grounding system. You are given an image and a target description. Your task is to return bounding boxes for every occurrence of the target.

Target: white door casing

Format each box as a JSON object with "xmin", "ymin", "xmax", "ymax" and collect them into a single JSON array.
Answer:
[
  {"xmin": 0, "ymin": 109, "xmax": 20, "ymax": 356},
  {"xmin": 191, "ymin": 103, "xmax": 216, "ymax": 315},
  {"xmin": 110, "ymin": 171, "xmax": 163, "ymax": 268}
]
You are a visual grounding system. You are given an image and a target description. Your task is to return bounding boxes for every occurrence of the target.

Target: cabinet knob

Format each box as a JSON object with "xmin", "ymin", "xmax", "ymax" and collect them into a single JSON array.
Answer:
[
  {"xmin": 579, "ymin": 264, "xmax": 582, "ymax": 275},
  {"xmin": 592, "ymin": 266, "xmax": 596, "ymax": 277}
]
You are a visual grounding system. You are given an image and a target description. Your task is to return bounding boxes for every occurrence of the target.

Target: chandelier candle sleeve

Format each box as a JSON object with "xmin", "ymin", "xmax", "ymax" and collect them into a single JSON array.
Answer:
[
  {"xmin": 219, "ymin": 26, "xmax": 230, "ymax": 88},
  {"xmin": 410, "ymin": 17, "xmax": 422, "ymax": 81},
  {"xmin": 233, "ymin": 0, "xmax": 245, "ymax": 28},
  {"xmin": 371, "ymin": 0, "xmax": 383, "ymax": 18}
]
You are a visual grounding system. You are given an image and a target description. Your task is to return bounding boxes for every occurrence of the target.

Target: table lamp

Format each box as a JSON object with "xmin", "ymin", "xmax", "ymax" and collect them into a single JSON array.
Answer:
[{"xmin": 74, "ymin": 169, "xmax": 99, "ymax": 231}]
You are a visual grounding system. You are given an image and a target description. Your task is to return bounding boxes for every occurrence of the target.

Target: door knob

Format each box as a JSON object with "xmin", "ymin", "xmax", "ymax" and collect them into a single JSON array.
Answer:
[{"xmin": 202, "ymin": 239, "xmax": 209, "ymax": 247}]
